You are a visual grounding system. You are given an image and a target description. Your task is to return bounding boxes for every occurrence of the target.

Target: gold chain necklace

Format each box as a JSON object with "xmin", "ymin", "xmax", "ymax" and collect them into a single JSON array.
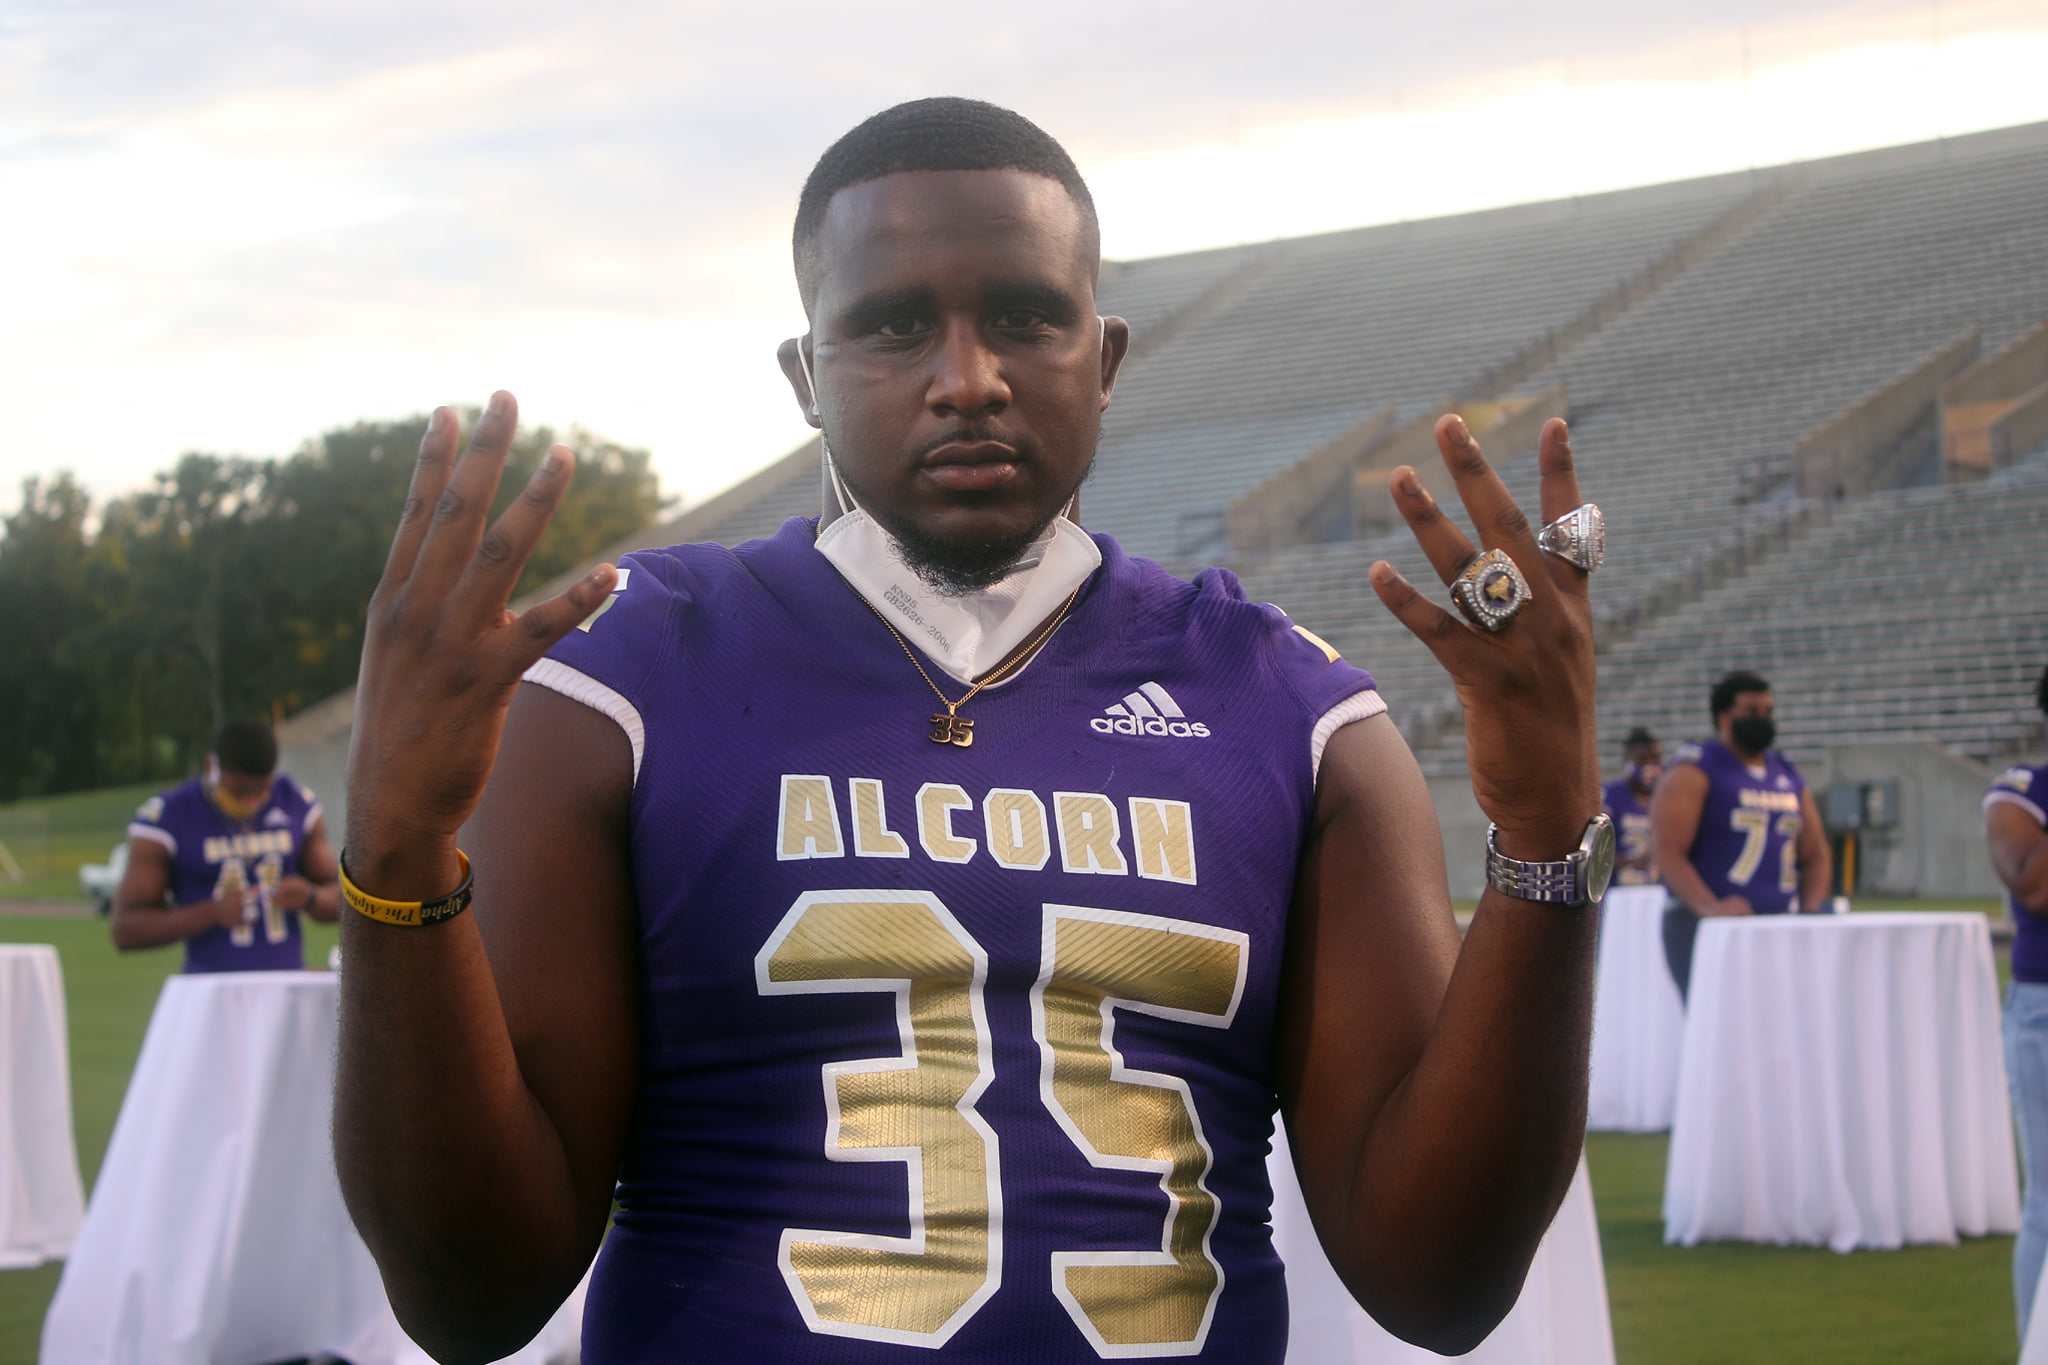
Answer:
[{"xmin": 863, "ymin": 586, "xmax": 1084, "ymax": 747}]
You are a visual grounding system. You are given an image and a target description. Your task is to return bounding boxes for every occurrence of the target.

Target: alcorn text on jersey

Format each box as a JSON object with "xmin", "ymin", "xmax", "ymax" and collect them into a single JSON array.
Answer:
[
  {"xmin": 1666, "ymin": 738, "xmax": 1807, "ymax": 914},
  {"xmin": 525, "ymin": 517, "xmax": 1381, "ymax": 1363},
  {"xmin": 126, "ymin": 775, "xmax": 320, "ymax": 972}
]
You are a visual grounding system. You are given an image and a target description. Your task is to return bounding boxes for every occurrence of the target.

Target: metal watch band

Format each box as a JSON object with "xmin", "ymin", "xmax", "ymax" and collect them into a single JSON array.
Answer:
[{"xmin": 1485, "ymin": 822, "xmax": 1593, "ymax": 906}]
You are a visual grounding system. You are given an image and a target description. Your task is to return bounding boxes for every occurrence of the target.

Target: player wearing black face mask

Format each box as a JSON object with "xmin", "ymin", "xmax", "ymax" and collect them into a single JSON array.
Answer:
[
  {"xmin": 1601, "ymin": 727, "xmax": 1663, "ymax": 886},
  {"xmin": 1729, "ymin": 714, "xmax": 1777, "ymax": 754},
  {"xmin": 1649, "ymin": 671, "xmax": 1833, "ymax": 999}
]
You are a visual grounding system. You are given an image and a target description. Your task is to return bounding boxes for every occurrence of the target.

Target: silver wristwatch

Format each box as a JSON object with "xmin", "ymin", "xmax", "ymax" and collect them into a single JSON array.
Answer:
[{"xmin": 1485, "ymin": 814, "xmax": 1616, "ymax": 907}]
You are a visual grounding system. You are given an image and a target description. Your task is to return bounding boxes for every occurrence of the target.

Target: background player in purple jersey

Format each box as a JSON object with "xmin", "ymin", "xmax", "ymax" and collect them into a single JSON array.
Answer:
[
  {"xmin": 1987, "ymin": 664, "xmax": 2048, "ymax": 1340},
  {"xmin": 333, "ymin": 100, "xmax": 1607, "ymax": 1363},
  {"xmin": 110, "ymin": 717, "xmax": 340, "ymax": 972},
  {"xmin": 1601, "ymin": 726, "xmax": 1661, "ymax": 887},
  {"xmin": 1652, "ymin": 670, "xmax": 1831, "ymax": 999}
]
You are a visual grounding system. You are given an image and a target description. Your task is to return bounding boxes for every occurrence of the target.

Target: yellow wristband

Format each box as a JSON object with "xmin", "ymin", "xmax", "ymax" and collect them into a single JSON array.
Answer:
[{"xmin": 340, "ymin": 850, "xmax": 473, "ymax": 927}]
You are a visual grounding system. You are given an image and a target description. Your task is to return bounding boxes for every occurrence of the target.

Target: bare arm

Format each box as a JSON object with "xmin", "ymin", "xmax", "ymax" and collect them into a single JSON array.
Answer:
[
  {"xmin": 1989, "ymin": 802, "xmax": 2048, "ymax": 915},
  {"xmin": 1796, "ymin": 788, "xmax": 1833, "ymax": 913},
  {"xmin": 331, "ymin": 397, "xmax": 631, "ymax": 1364},
  {"xmin": 108, "ymin": 838, "xmax": 246, "ymax": 950},
  {"xmin": 1652, "ymin": 765, "xmax": 1751, "ymax": 917},
  {"xmin": 1276, "ymin": 415, "xmax": 1598, "ymax": 1352},
  {"xmin": 272, "ymin": 818, "xmax": 343, "ymax": 924},
  {"xmin": 1275, "ymin": 719, "xmax": 1594, "ymax": 1351}
]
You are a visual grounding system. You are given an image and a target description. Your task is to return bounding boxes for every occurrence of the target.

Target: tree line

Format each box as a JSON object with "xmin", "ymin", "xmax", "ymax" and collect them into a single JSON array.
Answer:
[{"xmin": 0, "ymin": 414, "xmax": 666, "ymax": 803}]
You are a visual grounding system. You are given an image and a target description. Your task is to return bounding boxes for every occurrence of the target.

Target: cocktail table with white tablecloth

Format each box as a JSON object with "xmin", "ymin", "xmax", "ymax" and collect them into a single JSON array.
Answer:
[
  {"xmin": 1270, "ymin": 1126, "xmax": 1615, "ymax": 1364},
  {"xmin": 0, "ymin": 944, "xmax": 85, "ymax": 1268},
  {"xmin": 1588, "ymin": 886, "xmax": 1684, "ymax": 1132},
  {"xmin": 40, "ymin": 970, "xmax": 583, "ymax": 1365},
  {"xmin": 1663, "ymin": 912, "xmax": 2019, "ymax": 1253}
]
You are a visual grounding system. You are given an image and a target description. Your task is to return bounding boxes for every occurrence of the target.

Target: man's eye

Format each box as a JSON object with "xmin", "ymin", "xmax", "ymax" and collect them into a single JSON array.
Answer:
[
  {"xmin": 992, "ymin": 309, "xmax": 1049, "ymax": 330},
  {"xmin": 876, "ymin": 317, "xmax": 928, "ymax": 338}
]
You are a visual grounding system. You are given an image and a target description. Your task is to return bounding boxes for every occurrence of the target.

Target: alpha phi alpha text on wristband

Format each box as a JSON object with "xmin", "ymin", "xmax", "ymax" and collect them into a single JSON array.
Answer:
[{"xmin": 340, "ymin": 850, "xmax": 474, "ymax": 926}]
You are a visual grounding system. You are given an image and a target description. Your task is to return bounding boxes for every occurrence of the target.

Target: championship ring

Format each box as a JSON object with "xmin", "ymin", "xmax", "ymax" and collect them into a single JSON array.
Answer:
[
  {"xmin": 1537, "ymin": 502, "xmax": 1605, "ymax": 573},
  {"xmin": 1450, "ymin": 549, "xmax": 1531, "ymax": 632}
]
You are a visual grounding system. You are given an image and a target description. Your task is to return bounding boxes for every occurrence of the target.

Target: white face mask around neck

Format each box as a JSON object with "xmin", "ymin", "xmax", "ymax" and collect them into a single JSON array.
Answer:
[{"xmin": 813, "ymin": 458, "xmax": 1101, "ymax": 686}]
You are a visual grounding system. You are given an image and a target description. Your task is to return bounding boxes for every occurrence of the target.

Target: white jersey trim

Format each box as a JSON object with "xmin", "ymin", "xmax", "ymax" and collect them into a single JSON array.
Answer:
[
  {"xmin": 1985, "ymin": 788, "xmax": 2047, "ymax": 827},
  {"xmin": 521, "ymin": 657, "xmax": 647, "ymax": 786},
  {"xmin": 127, "ymin": 823, "xmax": 176, "ymax": 854},
  {"xmin": 1310, "ymin": 689, "xmax": 1388, "ymax": 783}
]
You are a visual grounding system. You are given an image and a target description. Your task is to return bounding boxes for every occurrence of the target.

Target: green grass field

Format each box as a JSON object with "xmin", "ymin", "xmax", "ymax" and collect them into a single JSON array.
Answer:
[
  {"xmin": 0, "ymin": 783, "xmax": 160, "ymax": 903},
  {"xmin": 0, "ymin": 785, "xmax": 2024, "ymax": 1363}
]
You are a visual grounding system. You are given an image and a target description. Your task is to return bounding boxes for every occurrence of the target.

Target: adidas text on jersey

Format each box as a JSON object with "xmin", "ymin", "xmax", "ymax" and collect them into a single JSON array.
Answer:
[{"xmin": 1091, "ymin": 682, "xmax": 1211, "ymax": 738}]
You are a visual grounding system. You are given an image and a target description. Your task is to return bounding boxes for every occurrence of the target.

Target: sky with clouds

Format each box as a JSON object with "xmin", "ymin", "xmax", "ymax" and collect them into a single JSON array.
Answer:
[{"xmin": 4, "ymin": 0, "xmax": 2047, "ymax": 516}]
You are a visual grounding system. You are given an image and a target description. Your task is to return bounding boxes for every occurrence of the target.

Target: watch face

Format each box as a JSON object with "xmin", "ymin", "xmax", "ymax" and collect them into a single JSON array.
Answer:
[{"xmin": 1584, "ymin": 813, "xmax": 1617, "ymax": 902}]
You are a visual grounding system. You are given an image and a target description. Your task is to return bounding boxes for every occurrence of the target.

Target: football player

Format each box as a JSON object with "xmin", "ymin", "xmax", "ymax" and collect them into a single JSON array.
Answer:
[
  {"xmin": 1987, "ymin": 664, "xmax": 2048, "ymax": 1339},
  {"xmin": 111, "ymin": 717, "xmax": 339, "ymax": 970},
  {"xmin": 1601, "ymin": 726, "xmax": 1661, "ymax": 886},
  {"xmin": 1652, "ymin": 670, "xmax": 1831, "ymax": 999},
  {"xmin": 334, "ymin": 100, "xmax": 1606, "ymax": 1363}
]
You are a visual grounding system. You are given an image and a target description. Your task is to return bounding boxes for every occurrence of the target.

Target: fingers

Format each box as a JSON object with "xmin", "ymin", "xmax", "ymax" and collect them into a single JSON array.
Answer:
[
  {"xmin": 1389, "ymin": 466, "xmax": 1481, "ymax": 586},
  {"xmin": 1369, "ymin": 560, "xmax": 1477, "ymax": 667},
  {"xmin": 449, "ymin": 443, "xmax": 579, "ymax": 619},
  {"xmin": 1536, "ymin": 418, "xmax": 1583, "ymax": 527},
  {"xmin": 380, "ymin": 408, "xmax": 461, "ymax": 589},
  {"xmin": 1433, "ymin": 415, "xmax": 1543, "ymax": 574},
  {"xmin": 412, "ymin": 390, "xmax": 521, "ymax": 592},
  {"xmin": 495, "ymin": 564, "xmax": 621, "ymax": 675},
  {"xmin": 1534, "ymin": 418, "xmax": 1594, "ymax": 598}
]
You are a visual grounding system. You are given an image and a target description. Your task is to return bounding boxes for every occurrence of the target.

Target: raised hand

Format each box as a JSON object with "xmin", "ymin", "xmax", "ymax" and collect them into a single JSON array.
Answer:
[
  {"xmin": 343, "ymin": 393, "xmax": 618, "ymax": 897},
  {"xmin": 1368, "ymin": 415, "xmax": 1598, "ymax": 861}
]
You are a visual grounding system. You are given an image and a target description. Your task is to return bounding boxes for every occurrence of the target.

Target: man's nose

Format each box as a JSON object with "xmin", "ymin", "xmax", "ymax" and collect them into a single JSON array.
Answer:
[{"xmin": 926, "ymin": 322, "xmax": 1011, "ymax": 419}]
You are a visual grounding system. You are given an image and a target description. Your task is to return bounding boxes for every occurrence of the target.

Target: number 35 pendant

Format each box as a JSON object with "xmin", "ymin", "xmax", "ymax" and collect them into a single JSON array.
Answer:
[{"xmin": 928, "ymin": 712, "xmax": 975, "ymax": 747}]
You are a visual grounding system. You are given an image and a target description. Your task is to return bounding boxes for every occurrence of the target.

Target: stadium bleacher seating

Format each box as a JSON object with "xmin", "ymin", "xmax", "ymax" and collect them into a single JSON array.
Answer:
[
  {"xmin": 546, "ymin": 120, "xmax": 2048, "ymax": 778},
  {"xmin": 1232, "ymin": 122, "xmax": 2048, "ymax": 773}
]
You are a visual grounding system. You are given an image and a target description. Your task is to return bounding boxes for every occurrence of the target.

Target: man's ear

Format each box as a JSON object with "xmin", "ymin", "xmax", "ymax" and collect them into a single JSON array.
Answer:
[
  {"xmin": 776, "ymin": 336, "xmax": 823, "ymax": 428},
  {"xmin": 1097, "ymin": 316, "xmax": 1132, "ymax": 411}
]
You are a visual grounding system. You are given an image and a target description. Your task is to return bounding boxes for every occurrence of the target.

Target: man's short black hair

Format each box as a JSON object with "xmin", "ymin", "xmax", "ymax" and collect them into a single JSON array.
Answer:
[
  {"xmin": 1709, "ymin": 670, "xmax": 1772, "ymax": 721},
  {"xmin": 792, "ymin": 97, "xmax": 1098, "ymax": 307},
  {"xmin": 2037, "ymin": 661, "xmax": 2048, "ymax": 717},
  {"xmin": 213, "ymin": 718, "xmax": 278, "ymax": 778},
  {"xmin": 1622, "ymin": 726, "xmax": 1658, "ymax": 749}
]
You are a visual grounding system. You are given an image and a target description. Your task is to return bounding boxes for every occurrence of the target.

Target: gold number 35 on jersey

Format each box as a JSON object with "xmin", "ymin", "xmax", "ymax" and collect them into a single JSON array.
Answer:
[{"xmin": 755, "ymin": 892, "xmax": 1248, "ymax": 1357}]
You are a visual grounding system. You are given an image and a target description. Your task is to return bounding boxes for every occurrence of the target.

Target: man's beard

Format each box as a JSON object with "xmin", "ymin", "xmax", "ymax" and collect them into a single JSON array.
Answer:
[
  {"xmin": 887, "ymin": 513, "xmax": 1055, "ymax": 595},
  {"xmin": 834, "ymin": 433, "xmax": 1091, "ymax": 596}
]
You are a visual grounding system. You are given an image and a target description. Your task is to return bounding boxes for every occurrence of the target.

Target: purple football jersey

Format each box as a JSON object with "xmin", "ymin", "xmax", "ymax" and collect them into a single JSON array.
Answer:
[
  {"xmin": 527, "ymin": 518, "xmax": 1379, "ymax": 1364},
  {"xmin": 1599, "ymin": 778, "xmax": 1656, "ymax": 887},
  {"xmin": 1665, "ymin": 738, "xmax": 1807, "ymax": 914},
  {"xmin": 127, "ymin": 775, "xmax": 320, "ymax": 973},
  {"xmin": 1986, "ymin": 763, "xmax": 2048, "ymax": 983}
]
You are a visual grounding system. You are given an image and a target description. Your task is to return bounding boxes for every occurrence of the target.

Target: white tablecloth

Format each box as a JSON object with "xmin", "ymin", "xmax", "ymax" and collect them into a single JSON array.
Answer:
[
  {"xmin": 0, "ymin": 945, "xmax": 85, "ymax": 1268},
  {"xmin": 1270, "ymin": 1126, "xmax": 1614, "ymax": 1363},
  {"xmin": 1588, "ymin": 887, "xmax": 1684, "ymax": 1132},
  {"xmin": 1663, "ymin": 912, "xmax": 2019, "ymax": 1252},
  {"xmin": 40, "ymin": 971, "xmax": 585, "ymax": 1365}
]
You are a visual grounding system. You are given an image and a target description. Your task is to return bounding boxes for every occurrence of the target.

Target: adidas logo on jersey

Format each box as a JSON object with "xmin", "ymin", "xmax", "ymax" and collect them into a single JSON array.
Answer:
[
  {"xmin": 262, "ymin": 808, "xmax": 291, "ymax": 827},
  {"xmin": 1090, "ymin": 682, "xmax": 1211, "ymax": 739}
]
